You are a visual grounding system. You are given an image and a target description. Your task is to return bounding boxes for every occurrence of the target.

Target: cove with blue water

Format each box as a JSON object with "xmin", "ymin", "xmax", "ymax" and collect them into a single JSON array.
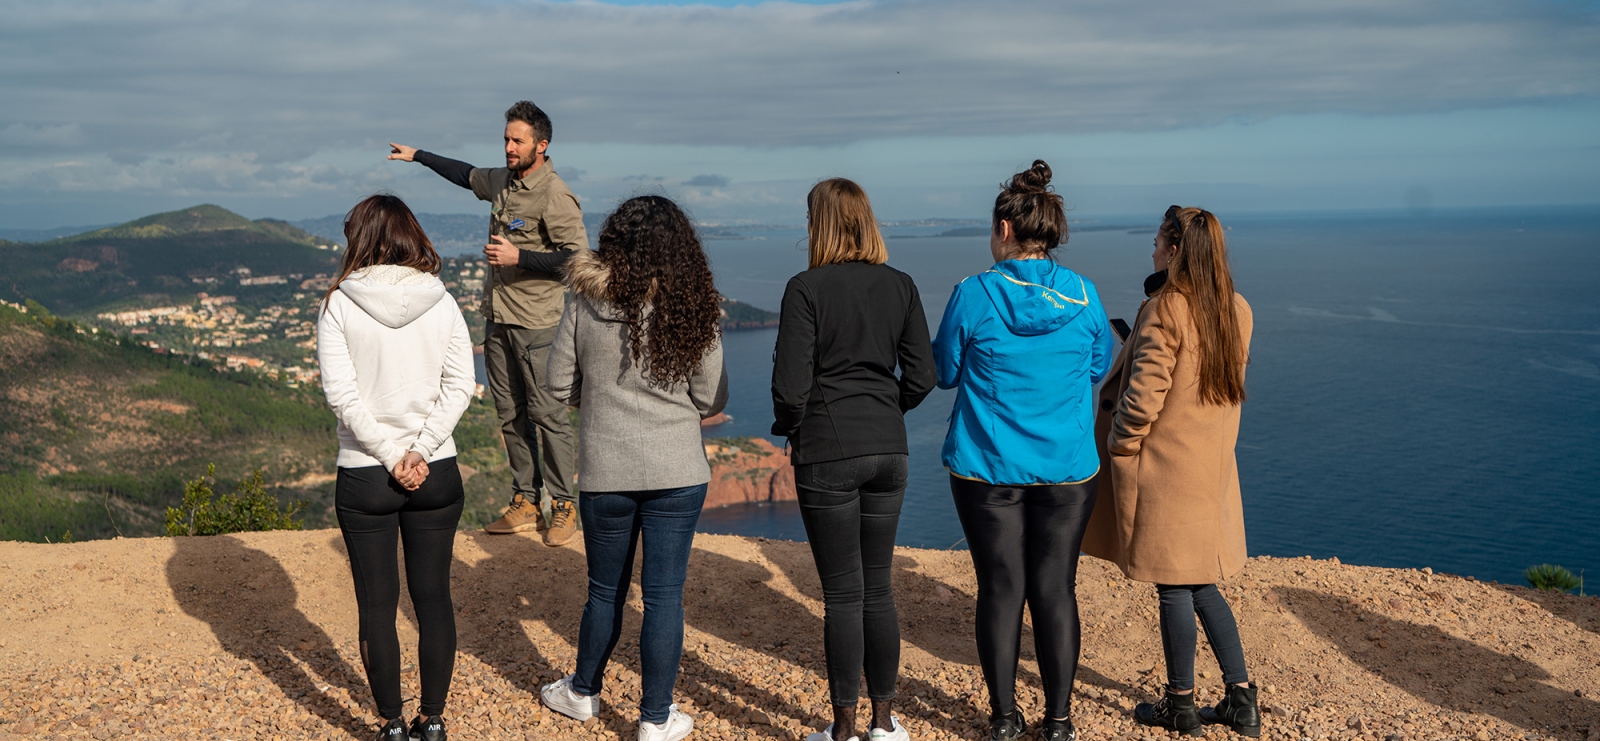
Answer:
[{"xmin": 491, "ymin": 206, "xmax": 1600, "ymax": 586}]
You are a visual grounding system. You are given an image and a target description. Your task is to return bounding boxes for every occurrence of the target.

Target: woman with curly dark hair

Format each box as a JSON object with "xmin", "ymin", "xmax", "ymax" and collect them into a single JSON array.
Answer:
[{"xmin": 540, "ymin": 195, "xmax": 728, "ymax": 741}]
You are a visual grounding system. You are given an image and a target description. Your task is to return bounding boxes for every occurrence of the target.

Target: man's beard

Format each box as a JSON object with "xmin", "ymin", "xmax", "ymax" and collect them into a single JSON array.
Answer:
[{"xmin": 508, "ymin": 152, "xmax": 533, "ymax": 171}]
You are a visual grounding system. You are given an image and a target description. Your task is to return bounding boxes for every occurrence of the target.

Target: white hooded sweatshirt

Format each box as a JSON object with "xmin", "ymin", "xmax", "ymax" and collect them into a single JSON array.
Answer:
[{"xmin": 316, "ymin": 265, "xmax": 475, "ymax": 471}]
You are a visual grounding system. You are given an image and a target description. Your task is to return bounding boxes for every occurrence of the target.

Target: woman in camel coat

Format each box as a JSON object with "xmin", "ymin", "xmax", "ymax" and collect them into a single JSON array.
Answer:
[{"xmin": 1082, "ymin": 205, "xmax": 1261, "ymax": 738}]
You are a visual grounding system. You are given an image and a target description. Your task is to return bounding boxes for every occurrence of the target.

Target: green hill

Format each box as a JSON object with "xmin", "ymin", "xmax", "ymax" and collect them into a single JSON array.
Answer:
[
  {"xmin": 53, "ymin": 204, "xmax": 322, "ymax": 246},
  {"xmin": 0, "ymin": 301, "xmax": 337, "ymax": 541},
  {"xmin": 1, "ymin": 205, "xmax": 338, "ymax": 317}
]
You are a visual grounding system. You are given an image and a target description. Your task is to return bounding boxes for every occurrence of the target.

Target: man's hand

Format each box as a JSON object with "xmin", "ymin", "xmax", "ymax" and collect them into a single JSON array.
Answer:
[
  {"xmin": 485, "ymin": 234, "xmax": 522, "ymax": 267},
  {"xmin": 388, "ymin": 143, "xmax": 419, "ymax": 162},
  {"xmin": 392, "ymin": 451, "xmax": 430, "ymax": 491}
]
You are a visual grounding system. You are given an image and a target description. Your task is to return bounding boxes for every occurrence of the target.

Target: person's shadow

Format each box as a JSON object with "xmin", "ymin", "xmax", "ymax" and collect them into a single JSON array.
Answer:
[
  {"xmin": 446, "ymin": 530, "xmax": 589, "ymax": 701},
  {"xmin": 166, "ymin": 534, "xmax": 370, "ymax": 738},
  {"xmin": 1283, "ymin": 587, "xmax": 1599, "ymax": 733},
  {"xmin": 1489, "ymin": 581, "xmax": 1600, "ymax": 640}
]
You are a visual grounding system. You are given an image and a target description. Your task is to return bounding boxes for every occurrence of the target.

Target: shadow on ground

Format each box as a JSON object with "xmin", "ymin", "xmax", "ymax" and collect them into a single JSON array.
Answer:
[
  {"xmin": 166, "ymin": 534, "xmax": 369, "ymax": 738},
  {"xmin": 1283, "ymin": 587, "xmax": 1598, "ymax": 734}
]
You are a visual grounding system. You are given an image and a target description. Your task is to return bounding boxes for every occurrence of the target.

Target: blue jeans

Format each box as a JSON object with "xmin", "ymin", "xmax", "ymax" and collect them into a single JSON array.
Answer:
[
  {"xmin": 1157, "ymin": 584, "xmax": 1250, "ymax": 691},
  {"xmin": 572, "ymin": 483, "xmax": 706, "ymax": 723}
]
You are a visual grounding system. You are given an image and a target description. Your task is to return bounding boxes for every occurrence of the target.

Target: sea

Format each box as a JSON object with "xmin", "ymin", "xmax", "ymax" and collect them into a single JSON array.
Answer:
[{"xmin": 489, "ymin": 206, "xmax": 1600, "ymax": 586}]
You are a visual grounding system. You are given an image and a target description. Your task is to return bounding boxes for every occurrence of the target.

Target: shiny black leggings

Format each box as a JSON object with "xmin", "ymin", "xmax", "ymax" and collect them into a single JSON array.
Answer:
[
  {"xmin": 336, "ymin": 459, "xmax": 464, "ymax": 720},
  {"xmin": 951, "ymin": 475, "xmax": 1096, "ymax": 720}
]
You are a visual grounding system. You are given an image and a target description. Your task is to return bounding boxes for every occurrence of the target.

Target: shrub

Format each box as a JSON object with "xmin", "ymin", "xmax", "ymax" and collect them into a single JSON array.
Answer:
[
  {"xmin": 1524, "ymin": 564, "xmax": 1582, "ymax": 593},
  {"xmin": 164, "ymin": 464, "xmax": 305, "ymax": 537}
]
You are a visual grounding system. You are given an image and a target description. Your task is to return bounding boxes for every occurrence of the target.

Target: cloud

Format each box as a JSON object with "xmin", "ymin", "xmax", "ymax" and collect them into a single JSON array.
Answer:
[
  {"xmin": 1, "ymin": 0, "xmax": 1595, "ymax": 159},
  {"xmin": 683, "ymin": 174, "xmax": 730, "ymax": 187}
]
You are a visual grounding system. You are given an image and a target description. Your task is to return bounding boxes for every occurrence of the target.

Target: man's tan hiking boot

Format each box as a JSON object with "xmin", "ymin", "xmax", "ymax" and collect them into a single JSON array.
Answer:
[
  {"xmin": 485, "ymin": 493, "xmax": 542, "ymax": 534},
  {"xmin": 544, "ymin": 500, "xmax": 579, "ymax": 547}
]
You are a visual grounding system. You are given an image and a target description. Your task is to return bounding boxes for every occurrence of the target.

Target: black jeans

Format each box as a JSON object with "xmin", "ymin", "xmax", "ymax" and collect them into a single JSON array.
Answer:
[
  {"xmin": 1156, "ymin": 584, "xmax": 1250, "ymax": 691},
  {"xmin": 795, "ymin": 453, "xmax": 908, "ymax": 707},
  {"xmin": 335, "ymin": 458, "xmax": 465, "ymax": 720},
  {"xmin": 951, "ymin": 474, "xmax": 1096, "ymax": 720}
]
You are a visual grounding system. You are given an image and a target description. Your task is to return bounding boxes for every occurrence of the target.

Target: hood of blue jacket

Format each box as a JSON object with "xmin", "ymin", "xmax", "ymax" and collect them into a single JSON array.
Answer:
[{"xmin": 977, "ymin": 259, "xmax": 1091, "ymax": 336}]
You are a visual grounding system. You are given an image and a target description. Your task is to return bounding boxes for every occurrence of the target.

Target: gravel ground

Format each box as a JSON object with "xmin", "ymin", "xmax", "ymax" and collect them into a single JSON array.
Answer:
[{"xmin": 0, "ymin": 530, "xmax": 1595, "ymax": 741}]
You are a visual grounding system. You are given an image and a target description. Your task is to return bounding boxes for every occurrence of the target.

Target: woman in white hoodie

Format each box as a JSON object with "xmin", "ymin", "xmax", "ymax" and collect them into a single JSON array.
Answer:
[{"xmin": 317, "ymin": 194, "xmax": 475, "ymax": 741}]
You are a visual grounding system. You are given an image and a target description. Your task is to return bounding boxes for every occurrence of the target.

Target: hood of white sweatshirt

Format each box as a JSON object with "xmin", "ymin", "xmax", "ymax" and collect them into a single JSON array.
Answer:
[{"xmin": 337, "ymin": 265, "xmax": 447, "ymax": 329}]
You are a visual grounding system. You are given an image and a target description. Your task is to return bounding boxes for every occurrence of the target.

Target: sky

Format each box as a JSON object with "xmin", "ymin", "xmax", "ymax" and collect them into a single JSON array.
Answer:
[{"xmin": 2, "ymin": 0, "xmax": 1598, "ymax": 228}]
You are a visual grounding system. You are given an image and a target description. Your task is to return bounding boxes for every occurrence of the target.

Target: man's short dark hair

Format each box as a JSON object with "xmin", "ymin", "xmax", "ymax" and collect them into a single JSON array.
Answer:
[{"xmin": 506, "ymin": 101, "xmax": 552, "ymax": 144}]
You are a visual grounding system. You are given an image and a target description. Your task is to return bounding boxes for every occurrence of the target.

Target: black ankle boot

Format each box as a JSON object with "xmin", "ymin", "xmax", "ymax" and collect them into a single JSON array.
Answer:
[
  {"xmin": 409, "ymin": 714, "xmax": 448, "ymax": 741},
  {"xmin": 988, "ymin": 709, "xmax": 1027, "ymax": 741},
  {"xmin": 1040, "ymin": 716, "xmax": 1076, "ymax": 741},
  {"xmin": 1133, "ymin": 689, "xmax": 1203, "ymax": 737},
  {"xmin": 1200, "ymin": 683, "xmax": 1261, "ymax": 737},
  {"xmin": 375, "ymin": 717, "xmax": 408, "ymax": 741}
]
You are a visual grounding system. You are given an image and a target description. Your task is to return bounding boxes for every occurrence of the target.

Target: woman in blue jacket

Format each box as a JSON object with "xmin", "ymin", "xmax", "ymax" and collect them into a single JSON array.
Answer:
[{"xmin": 933, "ymin": 160, "xmax": 1113, "ymax": 741}]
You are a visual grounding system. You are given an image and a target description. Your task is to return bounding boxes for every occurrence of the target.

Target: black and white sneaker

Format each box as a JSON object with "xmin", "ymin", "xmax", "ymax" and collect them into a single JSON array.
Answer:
[
  {"xmin": 376, "ymin": 717, "xmax": 409, "ymax": 741},
  {"xmin": 409, "ymin": 714, "xmax": 447, "ymax": 741}
]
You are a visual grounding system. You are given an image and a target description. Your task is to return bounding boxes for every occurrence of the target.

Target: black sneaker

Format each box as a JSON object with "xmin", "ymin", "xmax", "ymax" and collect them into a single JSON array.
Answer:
[
  {"xmin": 1040, "ymin": 717, "xmax": 1075, "ymax": 741},
  {"xmin": 989, "ymin": 709, "xmax": 1027, "ymax": 741},
  {"xmin": 409, "ymin": 714, "xmax": 447, "ymax": 741},
  {"xmin": 376, "ymin": 718, "xmax": 409, "ymax": 741},
  {"xmin": 1134, "ymin": 690, "xmax": 1203, "ymax": 737}
]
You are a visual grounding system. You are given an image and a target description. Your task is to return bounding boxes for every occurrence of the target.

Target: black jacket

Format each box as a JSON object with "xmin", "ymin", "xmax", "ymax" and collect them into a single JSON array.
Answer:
[{"xmin": 771, "ymin": 262, "xmax": 938, "ymax": 465}]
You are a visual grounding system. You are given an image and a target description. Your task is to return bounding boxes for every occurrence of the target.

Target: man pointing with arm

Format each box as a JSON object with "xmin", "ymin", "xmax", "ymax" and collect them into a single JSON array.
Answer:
[{"xmin": 389, "ymin": 100, "xmax": 584, "ymax": 546}]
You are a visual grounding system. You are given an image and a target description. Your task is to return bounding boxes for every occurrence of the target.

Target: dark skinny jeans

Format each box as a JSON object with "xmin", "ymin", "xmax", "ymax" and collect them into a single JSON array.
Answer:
[
  {"xmin": 335, "ymin": 459, "xmax": 465, "ymax": 720},
  {"xmin": 572, "ymin": 484, "xmax": 706, "ymax": 724},
  {"xmin": 951, "ymin": 474, "xmax": 1095, "ymax": 720},
  {"xmin": 1156, "ymin": 584, "xmax": 1250, "ymax": 691},
  {"xmin": 795, "ymin": 453, "xmax": 908, "ymax": 708}
]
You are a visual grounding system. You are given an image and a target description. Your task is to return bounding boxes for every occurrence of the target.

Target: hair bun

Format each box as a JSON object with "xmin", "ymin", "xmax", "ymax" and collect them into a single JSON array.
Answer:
[{"xmin": 1010, "ymin": 159, "xmax": 1052, "ymax": 193}]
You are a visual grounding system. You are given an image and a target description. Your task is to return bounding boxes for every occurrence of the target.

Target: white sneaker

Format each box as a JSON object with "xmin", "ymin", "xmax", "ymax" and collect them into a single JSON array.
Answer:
[
  {"xmin": 868, "ymin": 715, "xmax": 910, "ymax": 741},
  {"xmin": 806, "ymin": 723, "xmax": 861, "ymax": 741},
  {"xmin": 638, "ymin": 704, "xmax": 693, "ymax": 741},
  {"xmin": 541, "ymin": 674, "xmax": 600, "ymax": 721}
]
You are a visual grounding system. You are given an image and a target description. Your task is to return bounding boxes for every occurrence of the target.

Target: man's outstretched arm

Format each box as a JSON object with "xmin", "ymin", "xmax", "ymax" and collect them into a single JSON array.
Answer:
[{"xmin": 389, "ymin": 142, "xmax": 473, "ymax": 190}]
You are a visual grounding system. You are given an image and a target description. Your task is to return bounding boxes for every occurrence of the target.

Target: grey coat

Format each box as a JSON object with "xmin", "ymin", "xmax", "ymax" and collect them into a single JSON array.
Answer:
[{"xmin": 546, "ymin": 250, "xmax": 729, "ymax": 492}]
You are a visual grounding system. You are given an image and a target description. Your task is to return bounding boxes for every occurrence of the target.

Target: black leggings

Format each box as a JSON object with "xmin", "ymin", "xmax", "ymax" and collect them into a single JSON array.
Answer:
[
  {"xmin": 951, "ymin": 474, "xmax": 1096, "ymax": 720},
  {"xmin": 336, "ymin": 458, "xmax": 464, "ymax": 720},
  {"xmin": 1156, "ymin": 584, "xmax": 1250, "ymax": 691},
  {"xmin": 795, "ymin": 453, "xmax": 908, "ymax": 707}
]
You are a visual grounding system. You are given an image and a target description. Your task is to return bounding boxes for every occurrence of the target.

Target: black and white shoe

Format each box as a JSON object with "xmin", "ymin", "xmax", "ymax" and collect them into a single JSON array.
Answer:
[
  {"xmin": 376, "ymin": 717, "xmax": 409, "ymax": 741},
  {"xmin": 409, "ymin": 714, "xmax": 447, "ymax": 741}
]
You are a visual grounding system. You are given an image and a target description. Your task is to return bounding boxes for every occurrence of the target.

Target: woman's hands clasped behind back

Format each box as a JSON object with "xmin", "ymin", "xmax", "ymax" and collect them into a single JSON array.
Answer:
[{"xmin": 391, "ymin": 451, "xmax": 430, "ymax": 491}]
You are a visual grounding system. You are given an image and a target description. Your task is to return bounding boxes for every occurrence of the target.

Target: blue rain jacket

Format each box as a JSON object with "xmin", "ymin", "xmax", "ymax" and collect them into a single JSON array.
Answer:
[{"xmin": 933, "ymin": 259, "xmax": 1114, "ymax": 485}]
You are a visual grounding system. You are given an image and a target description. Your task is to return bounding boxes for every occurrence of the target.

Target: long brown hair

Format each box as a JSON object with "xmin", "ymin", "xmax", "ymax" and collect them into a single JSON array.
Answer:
[
  {"xmin": 596, "ymin": 196, "xmax": 722, "ymax": 386},
  {"xmin": 806, "ymin": 178, "xmax": 888, "ymax": 269},
  {"xmin": 993, "ymin": 159, "xmax": 1067, "ymax": 253},
  {"xmin": 322, "ymin": 194, "xmax": 441, "ymax": 311},
  {"xmin": 1156, "ymin": 206, "xmax": 1247, "ymax": 405}
]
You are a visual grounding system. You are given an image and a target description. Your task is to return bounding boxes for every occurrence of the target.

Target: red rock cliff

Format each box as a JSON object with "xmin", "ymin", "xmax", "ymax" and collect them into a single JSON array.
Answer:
[{"xmin": 703, "ymin": 437, "xmax": 797, "ymax": 509}]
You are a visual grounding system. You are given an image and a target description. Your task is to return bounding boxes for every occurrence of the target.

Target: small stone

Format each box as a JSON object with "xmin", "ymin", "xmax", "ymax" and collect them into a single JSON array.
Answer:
[
  {"xmin": 748, "ymin": 710, "xmax": 771, "ymax": 725},
  {"xmin": 1347, "ymin": 716, "xmax": 1367, "ymax": 731},
  {"xmin": 1421, "ymin": 567, "xmax": 1432, "ymax": 575},
  {"xmin": 1387, "ymin": 598, "xmax": 1405, "ymax": 610},
  {"xmin": 1501, "ymin": 673, "xmax": 1516, "ymax": 683}
]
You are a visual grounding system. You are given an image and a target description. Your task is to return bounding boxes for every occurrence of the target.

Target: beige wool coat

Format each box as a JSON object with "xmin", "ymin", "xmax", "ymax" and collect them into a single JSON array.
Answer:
[{"xmin": 1081, "ymin": 290, "xmax": 1254, "ymax": 585}]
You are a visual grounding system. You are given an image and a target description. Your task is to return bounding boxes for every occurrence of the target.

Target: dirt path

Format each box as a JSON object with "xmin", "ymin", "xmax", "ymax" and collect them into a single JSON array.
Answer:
[{"xmin": 1, "ymin": 531, "xmax": 1595, "ymax": 740}]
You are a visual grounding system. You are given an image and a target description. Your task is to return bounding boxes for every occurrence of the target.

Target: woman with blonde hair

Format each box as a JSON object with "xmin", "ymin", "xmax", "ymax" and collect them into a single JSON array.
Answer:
[
  {"xmin": 773, "ymin": 178, "xmax": 937, "ymax": 741},
  {"xmin": 1082, "ymin": 205, "xmax": 1259, "ymax": 737},
  {"xmin": 317, "ymin": 193, "xmax": 475, "ymax": 741}
]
